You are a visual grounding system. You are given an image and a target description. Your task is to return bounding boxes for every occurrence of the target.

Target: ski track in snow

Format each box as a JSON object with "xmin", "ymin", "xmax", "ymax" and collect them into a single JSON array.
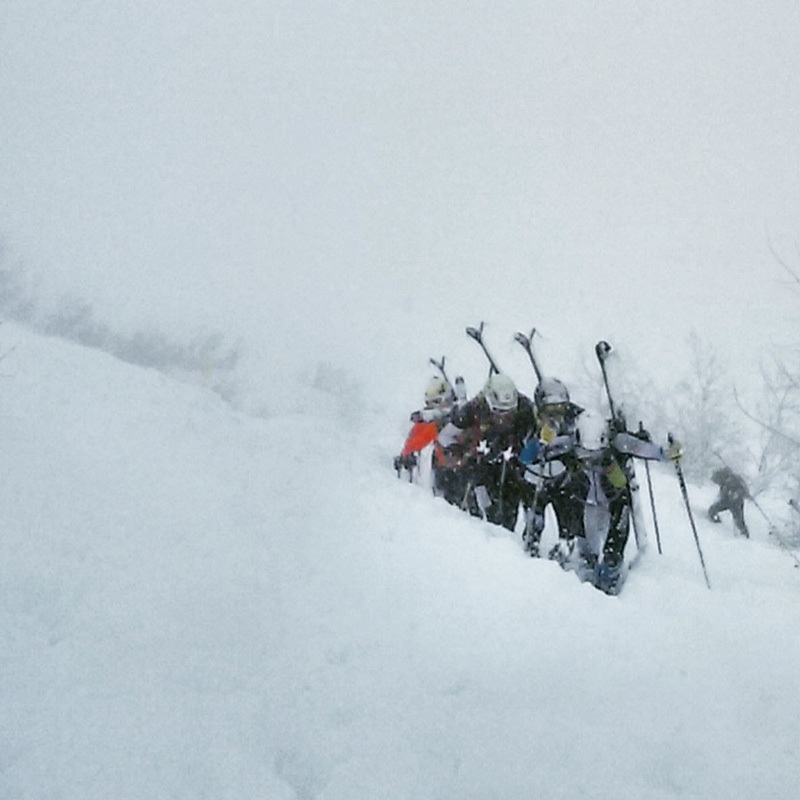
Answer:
[{"xmin": 1, "ymin": 323, "xmax": 799, "ymax": 799}]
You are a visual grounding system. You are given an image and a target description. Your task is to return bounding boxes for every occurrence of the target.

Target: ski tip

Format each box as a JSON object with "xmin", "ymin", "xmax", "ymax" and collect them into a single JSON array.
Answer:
[{"xmin": 595, "ymin": 340, "xmax": 613, "ymax": 359}]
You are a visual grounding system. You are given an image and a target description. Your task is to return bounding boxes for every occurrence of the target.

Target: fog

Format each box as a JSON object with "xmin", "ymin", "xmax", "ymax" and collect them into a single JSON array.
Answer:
[
  {"xmin": 2, "ymin": 6, "xmax": 800, "ymax": 795},
  {"xmin": 2, "ymin": 1, "xmax": 799, "ymax": 407}
]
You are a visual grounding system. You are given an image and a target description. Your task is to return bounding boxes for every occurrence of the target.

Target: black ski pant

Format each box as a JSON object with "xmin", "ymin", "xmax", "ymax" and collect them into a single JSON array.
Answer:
[
  {"xmin": 472, "ymin": 460, "xmax": 524, "ymax": 532},
  {"xmin": 602, "ymin": 491, "xmax": 631, "ymax": 567},
  {"xmin": 523, "ymin": 473, "xmax": 586, "ymax": 547},
  {"xmin": 434, "ymin": 467, "xmax": 471, "ymax": 510},
  {"xmin": 708, "ymin": 497, "xmax": 749, "ymax": 537},
  {"xmin": 570, "ymin": 473, "xmax": 631, "ymax": 568}
]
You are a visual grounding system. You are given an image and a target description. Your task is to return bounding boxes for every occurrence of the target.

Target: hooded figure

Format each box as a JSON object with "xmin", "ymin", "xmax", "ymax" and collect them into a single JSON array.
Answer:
[{"xmin": 709, "ymin": 467, "xmax": 750, "ymax": 538}]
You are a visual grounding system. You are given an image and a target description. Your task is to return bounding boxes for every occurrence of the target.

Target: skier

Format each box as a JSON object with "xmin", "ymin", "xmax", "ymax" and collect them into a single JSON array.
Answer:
[
  {"xmin": 520, "ymin": 377, "xmax": 584, "ymax": 558},
  {"xmin": 532, "ymin": 410, "xmax": 682, "ymax": 594},
  {"xmin": 708, "ymin": 466, "xmax": 750, "ymax": 538},
  {"xmin": 534, "ymin": 377, "xmax": 583, "ymax": 444},
  {"xmin": 438, "ymin": 373, "xmax": 538, "ymax": 531},
  {"xmin": 395, "ymin": 375, "xmax": 466, "ymax": 505},
  {"xmin": 593, "ymin": 415, "xmax": 682, "ymax": 593}
]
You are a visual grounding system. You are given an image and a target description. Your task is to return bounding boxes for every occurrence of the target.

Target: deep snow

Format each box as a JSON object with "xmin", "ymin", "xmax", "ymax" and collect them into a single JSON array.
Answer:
[{"xmin": 1, "ymin": 322, "xmax": 798, "ymax": 799}]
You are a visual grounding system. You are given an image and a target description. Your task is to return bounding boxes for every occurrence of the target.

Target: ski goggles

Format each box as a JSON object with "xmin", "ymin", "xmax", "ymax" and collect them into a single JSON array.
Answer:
[
  {"xmin": 425, "ymin": 395, "xmax": 452, "ymax": 408},
  {"xmin": 489, "ymin": 406, "xmax": 516, "ymax": 419},
  {"xmin": 539, "ymin": 403, "xmax": 569, "ymax": 420}
]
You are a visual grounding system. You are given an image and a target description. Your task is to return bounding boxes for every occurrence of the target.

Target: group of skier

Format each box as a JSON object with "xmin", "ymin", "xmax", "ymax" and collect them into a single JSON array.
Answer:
[{"xmin": 395, "ymin": 326, "xmax": 684, "ymax": 595}]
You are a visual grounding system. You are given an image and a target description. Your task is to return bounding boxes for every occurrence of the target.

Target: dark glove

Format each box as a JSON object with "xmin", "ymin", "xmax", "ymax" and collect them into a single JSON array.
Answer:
[
  {"xmin": 611, "ymin": 410, "xmax": 628, "ymax": 435},
  {"xmin": 664, "ymin": 439, "xmax": 683, "ymax": 461},
  {"xmin": 394, "ymin": 454, "xmax": 417, "ymax": 472},
  {"xmin": 504, "ymin": 454, "xmax": 523, "ymax": 476}
]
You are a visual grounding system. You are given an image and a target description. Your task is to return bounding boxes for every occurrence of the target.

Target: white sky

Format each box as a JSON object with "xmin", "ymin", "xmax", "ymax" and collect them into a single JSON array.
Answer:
[{"xmin": 1, "ymin": 1, "xmax": 799, "ymax": 399}]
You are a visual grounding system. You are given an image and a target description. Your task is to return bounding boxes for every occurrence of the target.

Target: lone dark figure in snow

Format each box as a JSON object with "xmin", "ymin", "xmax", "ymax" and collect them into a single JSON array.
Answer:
[{"xmin": 708, "ymin": 467, "xmax": 750, "ymax": 538}]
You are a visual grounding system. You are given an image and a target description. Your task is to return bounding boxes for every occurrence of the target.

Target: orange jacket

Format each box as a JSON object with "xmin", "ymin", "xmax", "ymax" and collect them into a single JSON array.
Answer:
[{"xmin": 401, "ymin": 421, "xmax": 445, "ymax": 466}]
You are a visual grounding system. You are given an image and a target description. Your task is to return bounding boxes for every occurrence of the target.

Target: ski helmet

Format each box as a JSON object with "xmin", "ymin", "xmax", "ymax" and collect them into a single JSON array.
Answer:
[
  {"xmin": 424, "ymin": 375, "xmax": 453, "ymax": 408},
  {"xmin": 484, "ymin": 373, "xmax": 518, "ymax": 413},
  {"xmin": 575, "ymin": 410, "xmax": 609, "ymax": 452},
  {"xmin": 534, "ymin": 377, "xmax": 570, "ymax": 409}
]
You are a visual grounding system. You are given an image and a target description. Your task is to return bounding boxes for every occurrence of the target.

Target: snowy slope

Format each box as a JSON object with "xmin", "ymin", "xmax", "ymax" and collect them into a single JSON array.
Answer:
[{"xmin": 2, "ymin": 323, "xmax": 799, "ymax": 799}]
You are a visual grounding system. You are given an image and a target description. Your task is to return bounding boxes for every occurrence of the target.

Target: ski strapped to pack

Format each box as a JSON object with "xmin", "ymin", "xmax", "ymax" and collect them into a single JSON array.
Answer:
[
  {"xmin": 513, "ymin": 328, "xmax": 544, "ymax": 383},
  {"xmin": 594, "ymin": 339, "xmax": 648, "ymax": 554},
  {"xmin": 430, "ymin": 355, "xmax": 466, "ymax": 406},
  {"xmin": 466, "ymin": 322, "xmax": 502, "ymax": 377}
]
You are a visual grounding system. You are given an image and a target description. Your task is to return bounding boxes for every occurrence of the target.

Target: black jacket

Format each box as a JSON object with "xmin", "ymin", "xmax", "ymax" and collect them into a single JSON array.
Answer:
[
  {"xmin": 711, "ymin": 467, "xmax": 749, "ymax": 502},
  {"xmin": 440, "ymin": 393, "xmax": 538, "ymax": 461}
]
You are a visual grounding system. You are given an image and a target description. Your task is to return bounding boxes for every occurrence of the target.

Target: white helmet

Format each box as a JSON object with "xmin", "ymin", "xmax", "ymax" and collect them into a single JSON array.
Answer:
[
  {"xmin": 575, "ymin": 410, "xmax": 609, "ymax": 452},
  {"xmin": 424, "ymin": 376, "xmax": 453, "ymax": 409},
  {"xmin": 534, "ymin": 377, "xmax": 570, "ymax": 409},
  {"xmin": 484, "ymin": 373, "xmax": 518, "ymax": 413}
]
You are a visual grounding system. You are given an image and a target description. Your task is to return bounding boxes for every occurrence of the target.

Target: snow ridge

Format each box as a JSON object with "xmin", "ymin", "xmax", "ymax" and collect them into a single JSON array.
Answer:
[{"xmin": 1, "ymin": 323, "xmax": 799, "ymax": 799}]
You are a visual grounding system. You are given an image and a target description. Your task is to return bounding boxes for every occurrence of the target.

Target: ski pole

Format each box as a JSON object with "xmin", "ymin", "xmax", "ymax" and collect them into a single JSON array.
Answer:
[
  {"xmin": 749, "ymin": 498, "xmax": 800, "ymax": 569},
  {"xmin": 669, "ymin": 434, "xmax": 711, "ymax": 589},
  {"xmin": 497, "ymin": 455, "xmax": 507, "ymax": 525},
  {"xmin": 461, "ymin": 466, "xmax": 488, "ymax": 521},
  {"xmin": 394, "ymin": 454, "xmax": 417, "ymax": 482},
  {"xmin": 750, "ymin": 496, "xmax": 776, "ymax": 529},
  {"xmin": 643, "ymin": 458, "xmax": 662, "ymax": 554},
  {"xmin": 523, "ymin": 474, "xmax": 543, "ymax": 555},
  {"xmin": 461, "ymin": 481, "xmax": 474, "ymax": 512},
  {"xmin": 495, "ymin": 445, "xmax": 518, "ymax": 528},
  {"xmin": 772, "ymin": 520, "xmax": 800, "ymax": 569},
  {"xmin": 639, "ymin": 422, "xmax": 662, "ymax": 554}
]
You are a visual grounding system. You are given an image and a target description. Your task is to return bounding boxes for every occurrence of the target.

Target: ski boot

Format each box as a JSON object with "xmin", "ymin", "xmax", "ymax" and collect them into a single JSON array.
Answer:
[
  {"xmin": 523, "ymin": 535, "xmax": 540, "ymax": 558},
  {"xmin": 548, "ymin": 538, "xmax": 575, "ymax": 569},
  {"xmin": 521, "ymin": 508, "xmax": 542, "ymax": 557},
  {"xmin": 594, "ymin": 558, "xmax": 624, "ymax": 595},
  {"xmin": 575, "ymin": 552, "xmax": 598, "ymax": 584}
]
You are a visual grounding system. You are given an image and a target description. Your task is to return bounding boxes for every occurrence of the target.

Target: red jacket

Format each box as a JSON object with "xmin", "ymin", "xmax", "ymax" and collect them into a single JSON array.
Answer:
[{"xmin": 401, "ymin": 421, "xmax": 446, "ymax": 466}]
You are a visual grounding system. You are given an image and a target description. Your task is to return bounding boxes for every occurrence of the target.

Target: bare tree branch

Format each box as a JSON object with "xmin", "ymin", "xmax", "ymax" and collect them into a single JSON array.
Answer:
[
  {"xmin": 766, "ymin": 227, "xmax": 800, "ymax": 288},
  {"xmin": 734, "ymin": 386, "xmax": 800, "ymax": 447}
]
